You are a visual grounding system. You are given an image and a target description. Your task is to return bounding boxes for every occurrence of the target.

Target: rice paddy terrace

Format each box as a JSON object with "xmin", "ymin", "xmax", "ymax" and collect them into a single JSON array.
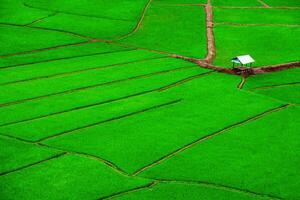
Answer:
[{"xmin": 0, "ymin": 0, "xmax": 300, "ymax": 199}]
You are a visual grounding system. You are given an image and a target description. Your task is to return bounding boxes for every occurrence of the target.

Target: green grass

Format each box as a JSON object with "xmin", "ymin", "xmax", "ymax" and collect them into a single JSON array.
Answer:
[
  {"xmin": 0, "ymin": 90, "xmax": 180, "ymax": 142},
  {"xmin": 214, "ymin": 25, "xmax": 300, "ymax": 67},
  {"xmin": 0, "ymin": 57, "xmax": 194, "ymax": 104},
  {"xmin": 0, "ymin": 24, "xmax": 86, "ymax": 56},
  {"xmin": 0, "ymin": 135, "xmax": 61, "ymax": 175},
  {"xmin": 113, "ymin": 182, "xmax": 269, "ymax": 200},
  {"xmin": 244, "ymin": 68, "xmax": 300, "ymax": 89},
  {"xmin": 139, "ymin": 106, "xmax": 300, "ymax": 199},
  {"xmin": 32, "ymin": 13, "xmax": 136, "ymax": 40},
  {"xmin": 253, "ymin": 84, "xmax": 300, "ymax": 104},
  {"xmin": 0, "ymin": 66, "xmax": 204, "ymax": 125},
  {"xmin": 0, "ymin": 154, "xmax": 152, "ymax": 200},
  {"xmin": 1, "ymin": 0, "xmax": 299, "ymax": 199},
  {"xmin": 155, "ymin": 0, "xmax": 207, "ymax": 4},
  {"xmin": 23, "ymin": 0, "xmax": 150, "ymax": 21},
  {"xmin": 120, "ymin": 3, "xmax": 207, "ymax": 58},
  {"xmin": 212, "ymin": 0, "xmax": 262, "ymax": 6},
  {"xmin": 264, "ymin": 0, "xmax": 300, "ymax": 7},
  {"xmin": 0, "ymin": 49, "xmax": 162, "ymax": 85},
  {"xmin": 43, "ymin": 74, "xmax": 283, "ymax": 174},
  {"xmin": 214, "ymin": 8, "xmax": 300, "ymax": 25},
  {"xmin": 0, "ymin": 0, "xmax": 52, "ymax": 25},
  {"xmin": 0, "ymin": 42, "xmax": 127, "ymax": 68},
  {"xmin": 0, "ymin": 66, "xmax": 205, "ymax": 126}
]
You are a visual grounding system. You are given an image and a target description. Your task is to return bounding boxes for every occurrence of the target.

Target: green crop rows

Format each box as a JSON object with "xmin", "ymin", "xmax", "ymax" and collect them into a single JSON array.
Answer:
[{"xmin": 0, "ymin": 0, "xmax": 299, "ymax": 199}]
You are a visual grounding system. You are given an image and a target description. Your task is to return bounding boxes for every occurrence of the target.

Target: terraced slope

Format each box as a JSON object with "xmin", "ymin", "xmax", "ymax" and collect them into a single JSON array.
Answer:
[{"xmin": 0, "ymin": 0, "xmax": 299, "ymax": 199}]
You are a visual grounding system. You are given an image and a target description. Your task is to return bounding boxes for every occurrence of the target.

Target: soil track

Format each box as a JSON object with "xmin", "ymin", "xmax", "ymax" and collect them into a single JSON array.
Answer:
[{"xmin": 174, "ymin": 0, "xmax": 300, "ymax": 77}]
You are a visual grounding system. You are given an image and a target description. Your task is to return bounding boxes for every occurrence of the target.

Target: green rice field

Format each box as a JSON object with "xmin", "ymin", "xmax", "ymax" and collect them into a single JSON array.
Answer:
[{"xmin": 0, "ymin": 0, "xmax": 299, "ymax": 199}]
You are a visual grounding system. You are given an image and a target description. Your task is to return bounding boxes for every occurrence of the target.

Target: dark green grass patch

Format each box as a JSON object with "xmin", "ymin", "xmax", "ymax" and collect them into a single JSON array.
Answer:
[
  {"xmin": 44, "ymin": 74, "xmax": 283, "ymax": 174},
  {"xmin": 155, "ymin": 0, "xmax": 207, "ymax": 4},
  {"xmin": 0, "ymin": 0, "xmax": 52, "ymax": 25},
  {"xmin": 0, "ymin": 42, "xmax": 128, "ymax": 68},
  {"xmin": 0, "ymin": 135, "xmax": 61, "ymax": 175},
  {"xmin": 264, "ymin": 0, "xmax": 300, "ymax": 7},
  {"xmin": 212, "ymin": 0, "xmax": 262, "ymax": 6},
  {"xmin": 139, "ymin": 106, "xmax": 300, "ymax": 200},
  {"xmin": 0, "ymin": 154, "xmax": 152, "ymax": 200},
  {"xmin": 0, "ymin": 24, "xmax": 85, "ymax": 55},
  {"xmin": 214, "ymin": 25, "xmax": 300, "ymax": 67},
  {"xmin": 120, "ymin": 3, "xmax": 207, "ymax": 58},
  {"xmin": 0, "ymin": 49, "xmax": 161, "ymax": 85},
  {"xmin": 114, "ymin": 182, "xmax": 269, "ymax": 200},
  {"xmin": 23, "ymin": 0, "xmax": 150, "ymax": 21},
  {"xmin": 0, "ymin": 66, "xmax": 206, "ymax": 126},
  {"xmin": 0, "ymin": 57, "xmax": 194, "ymax": 104},
  {"xmin": 244, "ymin": 68, "xmax": 300, "ymax": 89},
  {"xmin": 0, "ymin": 90, "xmax": 181, "ymax": 142},
  {"xmin": 253, "ymin": 84, "xmax": 300, "ymax": 104},
  {"xmin": 214, "ymin": 8, "xmax": 300, "ymax": 25},
  {"xmin": 0, "ymin": 24, "xmax": 85, "ymax": 56},
  {"xmin": 32, "ymin": 13, "xmax": 136, "ymax": 40}
]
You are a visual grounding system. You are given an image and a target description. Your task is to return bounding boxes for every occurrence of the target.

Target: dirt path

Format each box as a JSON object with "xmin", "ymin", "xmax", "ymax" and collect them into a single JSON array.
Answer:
[
  {"xmin": 3, "ymin": 2, "xmax": 299, "ymax": 77},
  {"xmin": 116, "ymin": 0, "xmax": 153, "ymax": 40},
  {"xmin": 174, "ymin": 1, "xmax": 300, "ymax": 77},
  {"xmin": 257, "ymin": 0, "xmax": 271, "ymax": 8},
  {"xmin": 204, "ymin": 0, "xmax": 216, "ymax": 64}
]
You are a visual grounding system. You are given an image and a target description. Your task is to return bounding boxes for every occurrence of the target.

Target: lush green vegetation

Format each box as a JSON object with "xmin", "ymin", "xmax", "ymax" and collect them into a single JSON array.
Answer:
[
  {"xmin": 120, "ymin": 2, "xmax": 207, "ymax": 58},
  {"xmin": 0, "ymin": 0, "xmax": 299, "ymax": 199},
  {"xmin": 114, "ymin": 182, "xmax": 269, "ymax": 200},
  {"xmin": 0, "ymin": 135, "xmax": 61, "ymax": 175},
  {"xmin": 212, "ymin": 0, "xmax": 262, "ymax": 6},
  {"xmin": 214, "ymin": 8, "xmax": 300, "ymax": 25},
  {"xmin": 0, "ymin": 24, "xmax": 85, "ymax": 56},
  {"xmin": 254, "ymin": 84, "xmax": 300, "ymax": 104},
  {"xmin": 244, "ymin": 68, "xmax": 300, "ymax": 89},
  {"xmin": 0, "ymin": 42, "xmax": 127, "ymax": 68},
  {"xmin": 0, "ymin": 154, "xmax": 152, "ymax": 199},
  {"xmin": 214, "ymin": 26, "xmax": 300, "ymax": 67},
  {"xmin": 44, "ymin": 74, "xmax": 283, "ymax": 173},
  {"xmin": 139, "ymin": 106, "xmax": 300, "ymax": 199},
  {"xmin": 264, "ymin": 0, "xmax": 300, "ymax": 7}
]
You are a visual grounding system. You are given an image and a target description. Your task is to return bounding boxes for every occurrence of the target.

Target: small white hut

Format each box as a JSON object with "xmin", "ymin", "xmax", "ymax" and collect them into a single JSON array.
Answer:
[{"xmin": 231, "ymin": 55, "xmax": 255, "ymax": 68}]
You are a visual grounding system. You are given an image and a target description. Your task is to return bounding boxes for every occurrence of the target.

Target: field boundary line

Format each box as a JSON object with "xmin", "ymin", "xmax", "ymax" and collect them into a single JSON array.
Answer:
[
  {"xmin": 156, "ymin": 179, "xmax": 283, "ymax": 200},
  {"xmin": 25, "ymin": 12, "xmax": 58, "ymax": 26},
  {"xmin": 238, "ymin": 76, "xmax": 247, "ymax": 89},
  {"xmin": 257, "ymin": 0, "xmax": 271, "ymax": 8},
  {"xmin": 158, "ymin": 71, "xmax": 213, "ymax": 91},
  {"xmin": 0, "ymin": 89, "xmax": 159, "ymax": 127},
  {"xmin": 37, "ymin": 143, "xmax": 131, "ymax": 177},
  {"xmin": 0, "ymin": 66, "xmax": 194, "ymax": 108},
  {"xmin": 101, "ymin": 178, "xmax": 282, "ymax": 200},
  {"xmin": 0, "ymin": 152, "xmax": 66, "ymax": 176},
  {"xmin": 0, "ymin": 48, "xmax": 136, "ymax": 70},
  {"xmin": 38, "ymin": 99, "xmax": 182, "ymax": 143},
  {"xmin": 132, "ymin": 104, "xmax": 290, "ymax": 176},
  {"xmin": 23, "ymin": 2, "xmax": 134, "ymax": 22},
  {"xmin": 100, "ymin": 182, "xmax": 159, "ymax": 200},
  {"xmin": 0, "ymin": 22, "xmax": 99, "ymax": 42},
  {"xmin": 117, "ymin": 0, "xmax": 153, "ymax": 40},
  {"xmin": 0, "ymin": 55, "xmax": 166, "ymax": 86},
  {"xmin": 105, "ymin": 40, "xmax": 180, "ymax": 56},
  {"xmin": 249, "ymin": 82, "xmax": 300, "ymax": 90},
  {"xmin": 0, "ymin": 69, "xmax": 207, "ymax": 127},
  {"xmin": 213, "ymin": 6, "xmax": 300, "ymax": 10},
  {"xmin": 155, "ymin": 3, "xmax": 206, "ymax": 7},
  {"xmin": 0, "ymin": 134, "xmax": 131, "ymax": 177},
  {"xmin": 0, "ymin": 40, "xmax": 91, "ymax": 58},
  {"xmin": 215, "ymin": 22, "xmax": 300, "ymax": 27}
]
